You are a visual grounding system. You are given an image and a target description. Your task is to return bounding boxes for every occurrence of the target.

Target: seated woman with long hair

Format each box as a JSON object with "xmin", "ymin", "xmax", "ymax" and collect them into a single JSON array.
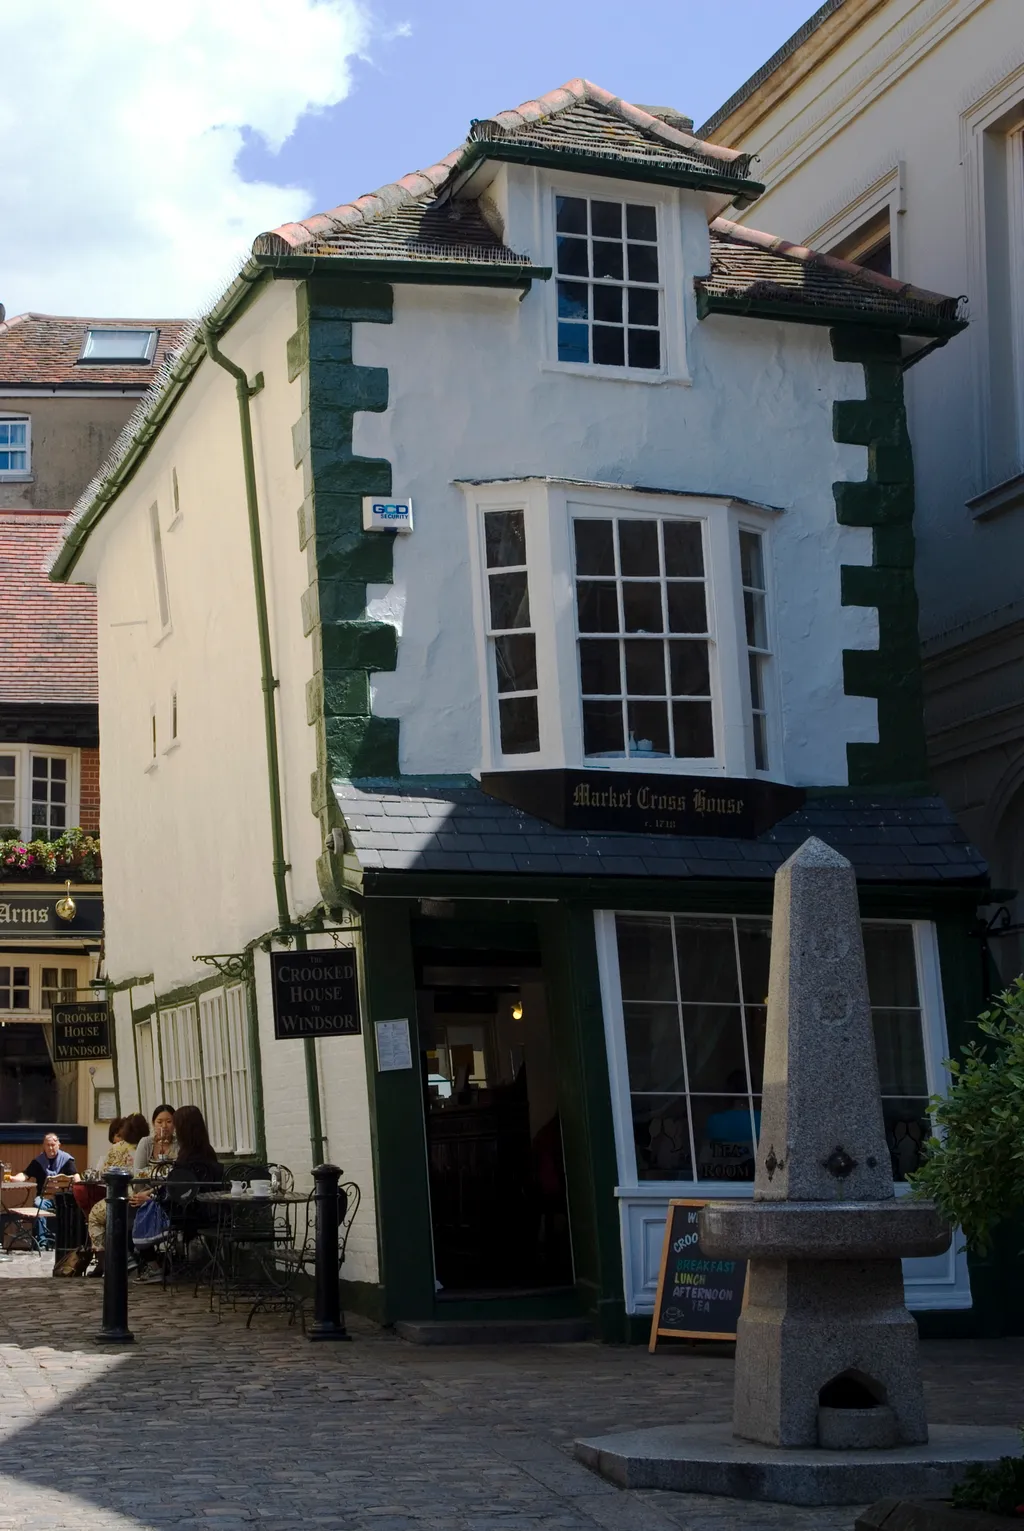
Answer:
[
  {"xmin": 167, "ymin": 1105, "xmax": 221, "ymax": 1188},
  {"xmin": 85, "ymin": 1112, "xmax": 149, "ymax": 1274}
]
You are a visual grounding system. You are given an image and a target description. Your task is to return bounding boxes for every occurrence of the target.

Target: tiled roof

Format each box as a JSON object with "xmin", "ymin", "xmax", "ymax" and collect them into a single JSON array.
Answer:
[
  {"xmin": 0, "ymin": 515, "xmax": 97, "ymax": 704},
  {"xmin": 334, "ymin": 780, "xmax": 987, "ymax": 886},
  {"xmin": 697, "ymin": 218, "xmax": 967, "ymax": 334},
  {"xmin": 0, "ymin": 314, "xmax": 189, "ymax": 388},
  {"xmin": 254, "ymin": 78, "xmax": 756, "ymax": 261}
]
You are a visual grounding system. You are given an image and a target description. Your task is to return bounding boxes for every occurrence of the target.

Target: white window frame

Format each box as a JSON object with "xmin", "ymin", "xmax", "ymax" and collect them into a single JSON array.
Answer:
[
  {"xmin": 135, "ymin": 1016, "xmax": 158, "ymax": 1114},
  {"xmin": 0, "ymin": 414, "xmax": 31, "ymax": 479},
  {"xmin": 961, "ymin": 72, "xmax": 1024, "ymax": 500},
  {"xmin": 167, "ymin": 466, "xmax": 183, "ymax": 530},
  {"xmin": 539, "ymin": 172, "xmax": 690, "ymax": 386},
  {"xmin": 462, "ymin": 479, "xmax": 780, "ymax": 776},
  {"xmin": 0, "ymin": 957, "xmax": 88, "ymax": 1018},
  {"xmin": 198, "ymin": 984, "xmax": 255, "ymax": 1156},
  {"xmin": 593, "ymin": 909, "xmax": 971, "ymax": 1316},
  {"xmin": 0, "ymin": 744, "xmax": 80, "ymax": 842},
  {"xmin": 804, "ymin": 163, "xmax": 905, "ymax": 281},
  {"xmin": 149, "ymin": 501, "xmax": 172, "ymax": 638},
  {"xmin": 158, "ymin": 1002, "xmax": 204, "ymax": 1111},
  {"xmin": 78, "ymin": 327, "xmax": 158, "ymax": 364}
]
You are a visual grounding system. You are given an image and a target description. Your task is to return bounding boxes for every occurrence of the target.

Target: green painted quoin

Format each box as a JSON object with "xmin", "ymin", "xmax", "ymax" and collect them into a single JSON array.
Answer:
[
  {"xmin": 832, "ymin": 325, "xmax": 929, "ymax": 792},
  {"xmin": 287, "ymin": 278, "xmax": 399, "ymax": 856}
]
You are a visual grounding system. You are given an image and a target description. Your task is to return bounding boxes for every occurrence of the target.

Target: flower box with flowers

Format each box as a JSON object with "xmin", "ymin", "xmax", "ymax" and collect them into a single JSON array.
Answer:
[{"xmin": 0, "ymin": 829, "xmax": 101, "ymax": 883}]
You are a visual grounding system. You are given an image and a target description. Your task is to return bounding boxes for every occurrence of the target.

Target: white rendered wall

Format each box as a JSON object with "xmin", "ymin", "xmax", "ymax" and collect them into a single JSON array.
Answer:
[
  {"xmin": 353, "ymin": 164, "xmax": 877, "ymax": 788},
  {"xmin": 71, "ymin": 281, "xmax": 320, "ymax": 995},
  {"xmin": 718, "ymin": 0, "xmax": 1024, "ymax": 639}
]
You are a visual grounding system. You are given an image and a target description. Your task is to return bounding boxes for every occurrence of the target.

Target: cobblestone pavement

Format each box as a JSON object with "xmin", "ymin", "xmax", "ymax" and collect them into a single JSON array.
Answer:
[{"xmin": 0, "ymin": 1277, "xmax": 1020, "ymax": 1531}]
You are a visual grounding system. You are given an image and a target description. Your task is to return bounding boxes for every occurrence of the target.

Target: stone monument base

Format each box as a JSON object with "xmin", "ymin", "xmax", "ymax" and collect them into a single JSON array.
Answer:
[{"xmin": 574, "ymin": 1423, "xmax": 1020, "ymax": 1507}]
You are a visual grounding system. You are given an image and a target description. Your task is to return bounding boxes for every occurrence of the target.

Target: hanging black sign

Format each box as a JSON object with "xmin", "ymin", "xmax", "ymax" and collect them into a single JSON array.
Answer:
[
  {"xmin": 51, "ymin": 1002, "xmax": 110, "ymax": 1061},
  {"xmin": 270, "ymin": 949, "xmax": 361, "ymax": 1040},
  {"xmin": 649, "ymin": 1200, "xmax": 747, "ymax": 1349},
  {"xmin": 480, "ymin": 769, "xmax": 804, "ymax": 839}
]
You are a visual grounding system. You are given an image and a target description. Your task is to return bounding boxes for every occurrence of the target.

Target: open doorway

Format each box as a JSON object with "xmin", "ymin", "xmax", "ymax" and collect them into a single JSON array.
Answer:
[{"xmin": 416, "ymin": 948, "xmax": 573, "ymax": 1295}]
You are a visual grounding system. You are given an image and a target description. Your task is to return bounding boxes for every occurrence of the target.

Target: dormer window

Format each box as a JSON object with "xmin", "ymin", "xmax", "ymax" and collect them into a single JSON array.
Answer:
[
  {"xmin": 78, "ymin": 328, "xmax": 158, "ymax": 364},
  {"xmin": 556, "ymin": 196, "xmax": 661, "ymax": 370}
]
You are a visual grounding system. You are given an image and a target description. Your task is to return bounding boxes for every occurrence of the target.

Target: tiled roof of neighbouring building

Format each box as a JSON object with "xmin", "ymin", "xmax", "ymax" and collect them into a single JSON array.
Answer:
[
  {"xmin": 0, "ymin": 515, "xmax": 97, "ymax": 704},
  {"xmin": 333, "ymin": 780, "xmax": 987, "ymax": 886},
  {"xmin": 0, "ymin": 313, "xmax": 190, "ymax": 388},
  {"xmin": 699, "ymin": 219, "xmax": 967, "ymax": 334},
  {"xmin": 253, "ymin": 78, "xmax": 759, "ymax": 262}
]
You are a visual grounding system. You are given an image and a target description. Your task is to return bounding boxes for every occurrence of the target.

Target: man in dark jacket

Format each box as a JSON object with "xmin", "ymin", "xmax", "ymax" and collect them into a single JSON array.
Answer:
[{"xmin": 13, "ymin": 1133, "xmax": 78, "ymax": 1251}]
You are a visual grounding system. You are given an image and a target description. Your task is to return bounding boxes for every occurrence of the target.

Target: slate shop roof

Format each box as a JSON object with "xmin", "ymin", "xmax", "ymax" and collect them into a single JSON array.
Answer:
[
  {"xmin": 333, "ymin": 780, "xmax": 987, "ymax": 887},
  {"xmin": 0, "ymin": 515, "xmax": 97, "ymax": 704},
  {"xmin": 254, "ymin": 78, "xmax": 760, "ymax": 262},
  {"xmin": 699, "ymin": 219, "xmax": 967, "ymax": 336},
  {"xmin": 0, "ymin": 313, "xmax": 189, "ymax": 389}
]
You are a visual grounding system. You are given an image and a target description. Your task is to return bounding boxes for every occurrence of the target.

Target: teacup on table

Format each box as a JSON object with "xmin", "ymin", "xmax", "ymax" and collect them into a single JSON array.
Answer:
[{"xmin": 250, "ymin": 1180, "xmax": 272, "ymax": 1197}]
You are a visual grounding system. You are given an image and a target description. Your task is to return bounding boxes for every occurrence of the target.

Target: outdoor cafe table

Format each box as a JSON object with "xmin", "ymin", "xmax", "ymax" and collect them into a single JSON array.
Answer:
[{"xmin": 196, "ymin": 1190, "xmax": 311, "ymax": 1324}]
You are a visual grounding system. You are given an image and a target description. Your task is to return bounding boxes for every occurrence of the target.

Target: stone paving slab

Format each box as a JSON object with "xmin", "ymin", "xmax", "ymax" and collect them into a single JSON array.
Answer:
[{"xmin": 0, "ymin": 1278, "xmax": 1018, "ymax": 1531}]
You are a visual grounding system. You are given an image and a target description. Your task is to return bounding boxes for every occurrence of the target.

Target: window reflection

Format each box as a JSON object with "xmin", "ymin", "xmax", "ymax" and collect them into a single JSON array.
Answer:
[{"xmin": 615, "ymin": 914, "xmax": 931, "ymax": 1183}]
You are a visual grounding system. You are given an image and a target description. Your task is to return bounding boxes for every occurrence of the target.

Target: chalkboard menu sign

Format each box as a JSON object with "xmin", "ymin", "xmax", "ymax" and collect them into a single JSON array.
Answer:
[
  {"xmin": 649, "ymin": 1199, "xmax": 747, "ymax": 1350},
  {"xmin": 51, "ymin": 1002, "xmax": 110, "ymax": 1060},
  {"xmin": 270, "ymin": 949, "xmax": 361, "ymax": 1039}
]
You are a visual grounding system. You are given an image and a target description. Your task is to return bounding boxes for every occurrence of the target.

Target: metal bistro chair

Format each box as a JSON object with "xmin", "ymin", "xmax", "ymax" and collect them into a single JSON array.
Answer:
[
  {"xmin": 208, "ymin": 1164, "xmax": 298, "ymax": 1322},
  {"xmin": 273, "ymin": 1178, "xmax": 361, "ymax": 1330}
]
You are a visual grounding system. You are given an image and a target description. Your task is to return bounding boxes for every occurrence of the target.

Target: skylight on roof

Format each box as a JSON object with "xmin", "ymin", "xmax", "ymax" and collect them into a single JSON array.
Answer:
[{"xmin": 78, "ymin": 328, "xmax": 158, "ymax": 364}]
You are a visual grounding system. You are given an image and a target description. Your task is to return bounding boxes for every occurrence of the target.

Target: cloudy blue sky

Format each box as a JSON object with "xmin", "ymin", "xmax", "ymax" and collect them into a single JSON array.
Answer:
[{"xmin": 3, "ymin": 0, "xmax": 818, "ymax": 317}]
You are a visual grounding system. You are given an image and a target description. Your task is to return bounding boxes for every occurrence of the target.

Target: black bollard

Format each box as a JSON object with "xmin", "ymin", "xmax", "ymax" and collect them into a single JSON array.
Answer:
[
  {"xmin": 308, "ymin": 1162, "xmax": 350, "ymax": 1342},
  {"xmin": 96, "ymin": 1167, "xmax": 134, "ymax": 1344}
]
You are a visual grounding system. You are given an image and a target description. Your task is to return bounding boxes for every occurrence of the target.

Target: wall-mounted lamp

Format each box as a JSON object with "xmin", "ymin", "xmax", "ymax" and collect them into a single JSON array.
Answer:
[
  {"xmin": 55, "ymin": 880, "xmax": 77, "ymax": 923},
  {"xmin": 511, "ymin": 1000, "xmax": 524, "ymax": 1021}
]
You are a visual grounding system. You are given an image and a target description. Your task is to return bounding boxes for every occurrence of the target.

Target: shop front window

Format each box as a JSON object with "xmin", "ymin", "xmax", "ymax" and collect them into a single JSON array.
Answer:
[{"xmin": 613, "ymin": 913, "xmax": 931, "ymax": 1185}]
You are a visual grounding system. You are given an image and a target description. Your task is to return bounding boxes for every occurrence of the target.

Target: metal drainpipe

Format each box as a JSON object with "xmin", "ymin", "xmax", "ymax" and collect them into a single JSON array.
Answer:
[{"xmin": 201, "ymin": 324, "xmax": 326, "ymax": 1168}]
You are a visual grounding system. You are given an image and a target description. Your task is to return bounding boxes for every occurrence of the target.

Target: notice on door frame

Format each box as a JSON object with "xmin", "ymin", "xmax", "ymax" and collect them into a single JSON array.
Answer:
[{"xmin": 375, "ymin": 1018, "xmax": 413, "ymax": 1072}]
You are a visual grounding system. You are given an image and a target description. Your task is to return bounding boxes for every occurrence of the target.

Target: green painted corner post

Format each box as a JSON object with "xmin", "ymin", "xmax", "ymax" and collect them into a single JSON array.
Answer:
[
  {"xmin": 539, "ymin": 903, "xmax": 628, "ymax": 1343},
  {"xmin": 360, "ymin": 898, "xmax": 436, "ymax": 1324},
  {"xmin": 831, "ymin": 324, "xmax": 930, "ymax": 792}
]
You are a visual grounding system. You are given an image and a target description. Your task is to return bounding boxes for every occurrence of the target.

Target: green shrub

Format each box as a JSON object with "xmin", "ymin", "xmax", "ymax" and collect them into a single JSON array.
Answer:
[
  {"xmin": 951, "ymin": 1428, "xmax": 1024, "ymax": 1515},
  {"xmin": 910, "ymin": 977, "xmax": 1024, "ymax": 1256}
]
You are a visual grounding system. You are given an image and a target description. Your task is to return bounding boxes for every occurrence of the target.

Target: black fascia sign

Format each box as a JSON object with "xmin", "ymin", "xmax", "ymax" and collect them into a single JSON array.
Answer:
[{"xmin": 270, "ymin": 949, "xmax": 361, "ymax": 1040}]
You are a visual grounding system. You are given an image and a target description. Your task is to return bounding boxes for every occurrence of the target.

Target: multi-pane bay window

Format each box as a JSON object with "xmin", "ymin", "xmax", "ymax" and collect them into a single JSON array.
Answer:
[
  {"xmin": 484, "ymin": 509, "xmax": 540, "ymax": 755},
  {"xmin": 0, "ymin": 747, "xmax": 77, "ymax": 841},
  {"xmin": 556, "ymin": 196, "xmax": 661, "ymax": 369},
  {"xmin": 464, "ymin": 482, "xmax": 779, "ymax": 774},
  {"xmin": 610, "ymin": 913, "xmax": 934, "ymax": 1186},
  {"xmin": 574, "ymin": 515, "xmax": 713, "ymax": 760},
  {"xmin": 739, "ymin": 530, "xmax": 770, "ymax": 770},
  {"xmin": 0, "ymin": 961, "xmax": 85, "ymax": 1015}
]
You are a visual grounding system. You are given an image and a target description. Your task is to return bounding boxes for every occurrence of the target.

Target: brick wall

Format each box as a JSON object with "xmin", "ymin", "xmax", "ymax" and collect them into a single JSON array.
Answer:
[{"xmin": 79, "ymin": 746, "xmax": 100, "ymax": 831}]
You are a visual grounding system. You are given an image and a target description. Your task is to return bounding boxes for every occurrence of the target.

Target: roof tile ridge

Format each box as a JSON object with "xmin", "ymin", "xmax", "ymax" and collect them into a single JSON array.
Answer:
[
  {"xmin": 262, "ymin": 148, "xmax": 467, "ymax": 252},
  {"xmin": 482, "ymin": 78, "xmax": 589, "ymax": 133},
  {"xmin": 710, "ymin": 217, "xmax": 957, "ymax": 307},
  {"xmin": 0, "ymin": 311, "xmax": 36, "ymax": 336},
  {"xmin": 580, "ymin": 82, "xmax": 746, "ymax": 165}
]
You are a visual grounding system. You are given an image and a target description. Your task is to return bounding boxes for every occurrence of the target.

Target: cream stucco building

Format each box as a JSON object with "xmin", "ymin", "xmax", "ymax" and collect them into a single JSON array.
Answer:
[
  {"xmin": 699, "ymin": 0, "xmax": 1024, "ymax": 984},
  {"xmin": 52, "ymin": 79, "xmax": 1005, "ymax": 1337}
]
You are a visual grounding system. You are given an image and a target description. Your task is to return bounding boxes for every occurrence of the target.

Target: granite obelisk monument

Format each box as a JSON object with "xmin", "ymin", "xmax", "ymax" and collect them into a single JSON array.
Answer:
[
  {"xmin": 576, "ymin": 837, "xmax": 1019, "ymax": 1503},
  {"xmin": 700, "ymin": 837, "xmax": 949, "ymax": 1447}
]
